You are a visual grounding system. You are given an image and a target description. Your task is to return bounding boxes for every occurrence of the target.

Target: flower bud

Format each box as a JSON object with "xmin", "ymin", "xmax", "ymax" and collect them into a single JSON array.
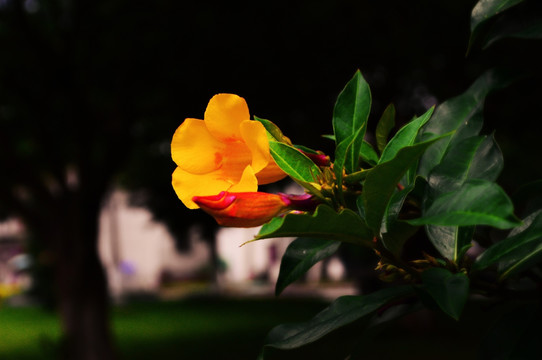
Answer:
[
  {"xmin": 192, "ymin": 191, "xmax": 289, "ymax": 227},
  {"xmin": 192, "ymin": 191, "xmax": 319, "ymax": 227}
]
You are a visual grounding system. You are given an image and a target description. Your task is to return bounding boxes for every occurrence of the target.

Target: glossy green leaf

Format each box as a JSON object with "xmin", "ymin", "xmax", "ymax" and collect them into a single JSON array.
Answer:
[
  {"xmin": 423, "ymin": 134, "xmax": 503, "ymax": 260},
  {"xmin": 332, "ymin": 70, "xmax": 371, "ymax": 173},
  {"xmin": 375, "ymin": 103, "xmax": 396, "ymax": 154},
  {"xmin": 421, "ymin": 268, "xmax": 469, "ymax": 320},
  {"xmin": 426, "ymin": 134, "xmax": 503, "ymax": 194},
  {"xmin": 259, "ymin": 286, "xmax": 413, "ymax": 359},
  {"xmin": 254, "ymin": 204, "xmax": 374, "ymax": 247},
  {"xmin": 363, "ymin": 135, "xmax": 448, "ymax": 235},
  {"xmin": 275, "ymin": 238, "xmax": 340, "ymax": 296},
  {"xmin": 269, "ymin": 141, "xmax": 322, "ymax": 183},
  {"xmin": 473, "ymin": 210, "xmax": 542, "ymax": 278},
  {"xmin": 254, "ymin": 116, "xmax": 291, "ymax": 143},
  {"xmin": 469, "ymin": 0, "xmax": 525, "ymax": 52},
  {"xmin": 379, "ymin": 106, "xmax": 434, "ymax": 164},
  {"xmin": 408, "ymin": 179, "xmax": 521, "ymax": 229},
  {"xmin": 418, "ymin": 68, "xmax": 516, "ymax": 177}
]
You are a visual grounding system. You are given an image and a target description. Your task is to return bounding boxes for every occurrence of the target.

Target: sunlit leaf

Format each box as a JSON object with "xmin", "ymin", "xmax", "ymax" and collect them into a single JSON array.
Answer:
[
  {"xmin": 269, "ymin": 141, "xmax": 322, "ymax": 183},
  {"xmin": 275, "ymin": 238, "xmax": 340, "ymax": 296},
  {"xmin": 379, "ymin": 106, "xmax": 434, "ymax": 164},
  {"xmin": 254, "ymin": 116, "xmax": 292, "ymax": 144},
  {"xmin": 421, "ymin": 268, "xmax": 469, "ymax": 320},
  {"xmin": 332, "ymin": 70, "xmax": 371, "ymax": 174},
  {"xmin": 254, "ymin": 204, "xmax": 374, "ymax": 247}
]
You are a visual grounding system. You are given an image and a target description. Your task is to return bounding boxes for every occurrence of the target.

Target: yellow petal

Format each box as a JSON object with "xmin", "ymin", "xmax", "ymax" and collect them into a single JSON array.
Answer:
[
  {"xmin": 172, "ymin": 167, "xmax": 232, "ymax": 209},
  {"xmin": 228, "ymin": 166, "xmax": 258, "ymax": 192},
  {"xmin": 218, "ymin": 141, "xmax": 254, "ymax": 181},
  {"xmin": 240, "ymin": 120, "xmax": 270, "ymax": 173},
  {"xmin": 171, "ymin": 118, "xmax": 225, "ymax": 174},
  {"xmin": 204, "ymin": 94, "xmax": 249, "ymax": 142},
  {"xmin": 256, "ymin": 161, "xmax": 288, "ymax": 185}
]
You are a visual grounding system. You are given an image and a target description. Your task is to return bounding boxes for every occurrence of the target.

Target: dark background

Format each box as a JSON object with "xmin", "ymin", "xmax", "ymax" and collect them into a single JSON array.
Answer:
[{"xmin": 1, "ymin": 0, "xmax": 539, "ymax": 241}]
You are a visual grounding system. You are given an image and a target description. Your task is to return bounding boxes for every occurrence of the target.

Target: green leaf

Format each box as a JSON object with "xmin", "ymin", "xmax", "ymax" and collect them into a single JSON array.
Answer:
[
  {"xmin": 254, "ymin": 116, "xmax": 291, "ymax": 144},
  {"xmin": 379, "ymin": 106, "xmax": 434, "ymax": 164},
  {"xmin": 361, "ymin": 140, "xmax": 378, "ymax": 166},
  {"xmin": 375, "ymin": 103, "xmax": 396, "ymax": 154},
  {"xmin": 469, "ymin": 0, "xmax": 525, "ymax": 52},
  {"xmin": 380, "ymin": 179, "xmax": 424, "ymax": 256},
  {"xmin": 332, "ymin": 70, "xmax": 371, "ymax": 173},
  {"xmin": 473, "ymin": 210, "xmax": 542, "ymax": 278},
  {"xmin": 259, "ymin": 286, "xmax": 413, "ymax": 359},
  {"xmin": 333, "ymin": 126, "xmax": 365, "ymax": 201},
  {"xmin": 425, "ymin": 225, "xmax": 475, "ymax": 263},
  {"xmin": 254, "ymin": 204, "xmax": 374, "ymax": 247},
  {"xmin": 275, "ymin": 238, "xmax": 340, "ymax": 296},
  {"xmin": 363, "ymin": 135, "xmax": 448, "ymax": 235},
  {"xmin": 421, "ymin": 268, "xmax": 469, "ymax": 320},
  {"xmin": 418, "ymin": 68, "xmax": 517, "ymax": 177},
  {"xmin": 426, "ymin": 135, "xmax": 503, "ymax": 194},
  {"xmin": 408, "ymin": 179, "xmax": 521, "ymax": 229},
  {"xmin": 423, "ymin": 134, "xmax": 503, "ymax": 260},
  {"xmin": 269, "ymin": 141, "xmax": 322, "ymax": 183},
  {"xmin": 482, "ymin": 6, "xmax": 542, "ymax": 48}
]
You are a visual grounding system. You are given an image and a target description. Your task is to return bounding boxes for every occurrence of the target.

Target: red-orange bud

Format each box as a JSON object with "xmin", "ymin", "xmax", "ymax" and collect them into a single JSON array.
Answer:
[{"xmin": 192, "ymin": 191, "xmax": 290, "ymax": 228}]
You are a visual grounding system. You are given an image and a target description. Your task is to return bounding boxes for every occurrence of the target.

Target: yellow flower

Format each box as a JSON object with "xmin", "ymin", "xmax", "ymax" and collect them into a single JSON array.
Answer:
[{"xmin": 171, "ymin": 94, "xmax": 286, "ymax": 209}]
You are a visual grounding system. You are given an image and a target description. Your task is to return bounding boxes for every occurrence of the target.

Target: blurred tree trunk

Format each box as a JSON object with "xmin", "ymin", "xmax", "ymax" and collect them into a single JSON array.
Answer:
[
  {"xmin": 25, "ymin": 190, "xmax": 117, "ymax": 360},
  {"xmin": 53, "ymin": 202, "xmax": 115, "ymax": 359}
]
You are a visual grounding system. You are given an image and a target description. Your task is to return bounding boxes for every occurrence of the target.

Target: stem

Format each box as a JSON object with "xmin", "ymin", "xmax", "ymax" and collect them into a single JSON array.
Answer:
[{"xmin": 375, "ymin": 240, "xmax": 420, "ymax": 280}]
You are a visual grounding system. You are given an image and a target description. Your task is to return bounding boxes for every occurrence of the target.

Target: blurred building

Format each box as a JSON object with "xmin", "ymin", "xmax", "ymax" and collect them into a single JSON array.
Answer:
[{"xmin": 1, "ymin": 188, "xmax": 351, "ymax": 303}]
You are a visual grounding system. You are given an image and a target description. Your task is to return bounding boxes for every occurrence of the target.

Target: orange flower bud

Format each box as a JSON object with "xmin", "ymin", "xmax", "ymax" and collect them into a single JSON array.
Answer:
[{"xmin": 192, "ymin": 192, "xmax": 290, "ymax": 227}]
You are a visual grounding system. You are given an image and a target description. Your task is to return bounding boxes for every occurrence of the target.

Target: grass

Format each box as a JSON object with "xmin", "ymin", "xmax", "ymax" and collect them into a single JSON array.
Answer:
[
  {"xmin": 0, "ymin": 296, "xmax": 329, "ymax": 360},
  {"xmin": 0, "ymin": 293, "xmax": 489, "ymax": 360}
]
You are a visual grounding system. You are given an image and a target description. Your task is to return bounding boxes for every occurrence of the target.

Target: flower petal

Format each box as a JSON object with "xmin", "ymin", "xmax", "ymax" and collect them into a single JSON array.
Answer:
[
  {"xmin": 256, "ymin": 162, "xmax": 288, "ymax": 185},
  {"xmin": 171, "ymin": 118, "xmax": 225, "ymax": 174},
  {"xmin": 228, "ymin": 165, "xmax": 258, "ymax": 192},
  {"xmin": 240, "ymin": 120, "xmax": 270, "ymax": 173},
  {"xmin": 172, "ymin": 167, "xmax": 233, "ymax": 209},
  {"xmin": 204, "ymin": 94, "xmax": 250, "ymax": 142},
  {"xmin": 214, "ymin": 141, "xmax": 253, "ymax": 181}
]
